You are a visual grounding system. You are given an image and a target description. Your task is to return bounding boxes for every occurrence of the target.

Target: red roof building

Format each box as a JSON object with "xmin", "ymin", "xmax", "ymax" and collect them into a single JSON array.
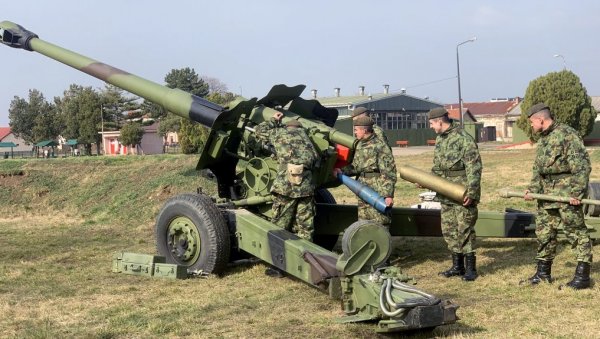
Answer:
[
  {"xmin": 0, "ymin": 127, "xmax": 32, "ymax": 152},
  {"xmin": 0, "ymin": 127, "xmax": 11, "ymax": 140},
  {"xmin": 445, "ymin": 98, "xmax": 521, "ymax": 141}
]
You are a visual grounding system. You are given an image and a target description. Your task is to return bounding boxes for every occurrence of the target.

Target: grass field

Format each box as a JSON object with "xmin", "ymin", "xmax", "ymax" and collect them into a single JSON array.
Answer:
[{"xmin": 0, "ymin": 148, "xmax": 599, "ymax": 338}]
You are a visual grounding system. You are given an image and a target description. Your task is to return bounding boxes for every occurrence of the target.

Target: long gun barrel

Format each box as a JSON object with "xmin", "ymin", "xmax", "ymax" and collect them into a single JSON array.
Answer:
[
  {"xmin": 337, "ymin": 173, "xmax": 390, "ymax": 213},
  {"xmin": 398, "ymin": 165, "xmax": 466, "ymax": 204},
  {"xmin": 498, "ymin": 188, "xmax": 600, "ymax": 206},
  {"xmin": 0, "ymin": 21, "xmax": 223, "ymax": 128}
]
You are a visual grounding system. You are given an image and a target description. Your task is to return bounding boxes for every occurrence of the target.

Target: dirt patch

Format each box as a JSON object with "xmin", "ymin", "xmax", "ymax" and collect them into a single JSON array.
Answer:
[{"xmin": 0, "ymin": 171, "xmax": 26, "ymax": 188}]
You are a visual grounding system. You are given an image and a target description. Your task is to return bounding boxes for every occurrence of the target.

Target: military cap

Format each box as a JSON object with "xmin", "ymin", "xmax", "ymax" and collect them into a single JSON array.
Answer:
[
  {"xmin": 353, "ymin": 116, "xmax": 374, "ymax": 127},
  {"xmin": 351, "ymin": 107, "xmax": 369, "ymax": 118},
  {"xmin": 428, "ymin": 107, "xmax": 448, "ymax": 120},
  {"xmin": 285, "ymin": 119, "xmax": 302, "ymax": 128},
  {"xmin": 527, "ymin": 103, "xmax": 550, "ymax": 117}
]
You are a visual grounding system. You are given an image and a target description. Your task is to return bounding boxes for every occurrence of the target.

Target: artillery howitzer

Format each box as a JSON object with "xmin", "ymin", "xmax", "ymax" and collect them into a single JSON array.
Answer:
[{"xmin": 0, "ymin": 21, "xmax": 460, "ymax": 333}]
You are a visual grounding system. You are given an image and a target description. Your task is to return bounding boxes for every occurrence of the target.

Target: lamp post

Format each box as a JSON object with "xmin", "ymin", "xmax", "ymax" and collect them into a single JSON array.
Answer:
[
  {"xmin": 456, "ymin": 37, "xmax": 476, "ymax": 128},
  {"xmin": 100, "ymin": 104, "xmax": 104, "ymax": 155},
  {"xmin": 553, "ymin": 54, "xmax": 566, "ymax": 70}
]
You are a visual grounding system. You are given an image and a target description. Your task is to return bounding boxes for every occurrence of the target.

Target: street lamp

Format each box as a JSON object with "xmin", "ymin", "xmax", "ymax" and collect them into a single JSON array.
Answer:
[
  {"xmin": 553, "ymin": 54, "xmax": 566, "ymax": 70},
  {"xmin": 457, "ymin": 37, "xmax": 476, "ymax": 128},
  {"xmin": 100, "ymin": 104, "xmax": 105, "ymax": 155}
]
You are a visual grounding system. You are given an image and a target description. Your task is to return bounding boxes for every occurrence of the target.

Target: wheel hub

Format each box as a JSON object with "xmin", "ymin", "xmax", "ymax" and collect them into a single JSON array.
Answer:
[{"xmin": 167, "ymin": 216, "xmax": 201, "ymax": 264}]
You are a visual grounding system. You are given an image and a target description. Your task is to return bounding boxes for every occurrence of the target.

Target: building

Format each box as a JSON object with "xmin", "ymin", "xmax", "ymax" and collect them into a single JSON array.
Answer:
[
  {"xmin": 0, "ymin": 127, "xmax": 33, "ymax": 156},
  {"xmin": 446, "ymin": 98, "xmax": 521, "ymax": 141},
  {"xmin": 315, "ymin": 85, "xmax": 443, "ymax": 145},
  {"xmin": 100, "ymin": 122, "xmax": 164, "ymax": 155}
]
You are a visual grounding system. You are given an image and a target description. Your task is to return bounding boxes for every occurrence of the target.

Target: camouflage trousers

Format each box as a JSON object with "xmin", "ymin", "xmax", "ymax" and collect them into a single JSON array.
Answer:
[
  {"xmin": 440, "ymin": 203, "xmax": 478, "ymax": 254},
  {"xmin": 271, "ymin": 193, "xmax": 315, "ymax": 241},
  {"xmin": 358, "ymin": 198, "xmax": 391, "ymax": 228},
  {"xmin": 535, "ymin": 205, "xmax": 593, "ymax": 263}
]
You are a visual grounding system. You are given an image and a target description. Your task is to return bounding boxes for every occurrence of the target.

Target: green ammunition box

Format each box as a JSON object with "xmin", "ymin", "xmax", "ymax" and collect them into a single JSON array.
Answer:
[
  {"xmin": 112, "ymin": 252, "xmax": 167, "ymax": 277},
  {"xmin": 154, "ymin": 263, "xmax": 188, "ymax": 279}
]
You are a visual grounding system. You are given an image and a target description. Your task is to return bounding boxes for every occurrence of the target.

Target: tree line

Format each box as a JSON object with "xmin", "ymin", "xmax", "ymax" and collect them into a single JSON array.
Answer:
[{"xmin": 8, "ymin": 67, "xmax": 236, "ymax": 155}]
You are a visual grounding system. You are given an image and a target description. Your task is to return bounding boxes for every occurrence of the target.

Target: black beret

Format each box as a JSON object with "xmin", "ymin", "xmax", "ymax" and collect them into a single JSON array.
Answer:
[
  {"xmin": 353, "ymin": 116, "xmax": 374, "ymax": 127},
  {"xmin": 428, "ymin": 107, "xmax": 448, "ymax": 120},
  {"xmin": 527, "ymin": 103, "xmax": 550, "ymax": 117},
  {"xmin": 351, "ymin": 107, "xmax": 369, "ymax": 117}
]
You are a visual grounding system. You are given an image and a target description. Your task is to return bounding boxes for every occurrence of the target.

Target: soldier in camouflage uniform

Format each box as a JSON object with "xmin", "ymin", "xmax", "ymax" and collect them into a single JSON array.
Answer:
[
  {"xmin": 523, "ymin": 103, "xmax": 592, "ymax": 290},
  {"xmin": 333, "ymin": 115, "xmax": 396, "ymax": 227},
  {"xmin": 428, "ymin": 107, "xmax": 482, "ymax": 281},
  {"xmin": 351, "ymin": 107, "xmax": 390, "ymax": 148},
  {"xmin": 255, "ymin": 111, "xmax": 319, "ymax": 242}
]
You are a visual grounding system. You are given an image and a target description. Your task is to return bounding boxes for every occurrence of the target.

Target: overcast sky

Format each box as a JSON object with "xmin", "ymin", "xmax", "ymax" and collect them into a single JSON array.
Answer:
[{"xmin": 1, "ymin": 0, "xmax": 599, "ymax": 125}]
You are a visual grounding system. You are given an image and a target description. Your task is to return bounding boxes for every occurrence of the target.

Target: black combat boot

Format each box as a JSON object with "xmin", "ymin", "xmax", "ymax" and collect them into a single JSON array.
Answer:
[
  {"xmin": 526, "ymin": 260, "xmax": 553, "ymax": 285},
  {"xmin": 462, "ymin": 252, "xmax": 478, "ymax": 281},
  {"xmin": 439, "ymin": 253, "xmax": 465, "ymax": 278},
  {"xmin": 565, "ymin": 261, "xmax": 591, "ymax": 290},
  {"xmin": 265, "ymin": 266, "xmax": 285, "ymax": 278}
]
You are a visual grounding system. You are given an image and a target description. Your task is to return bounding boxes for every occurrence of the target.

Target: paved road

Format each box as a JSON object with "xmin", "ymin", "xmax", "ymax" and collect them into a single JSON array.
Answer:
[
  {"xmin": 392, "ymin": 142, "xmax": 534, "ymax": 156},
  {"xmin": 392, "ymin": 146, "xmax": 434, "ymax": 156}
]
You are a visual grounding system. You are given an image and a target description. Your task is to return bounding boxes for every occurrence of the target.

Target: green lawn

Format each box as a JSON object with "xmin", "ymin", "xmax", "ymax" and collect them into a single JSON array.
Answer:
[{"xmin": 0, "ymin": 149, "xmax": 599, "ymax": 338}]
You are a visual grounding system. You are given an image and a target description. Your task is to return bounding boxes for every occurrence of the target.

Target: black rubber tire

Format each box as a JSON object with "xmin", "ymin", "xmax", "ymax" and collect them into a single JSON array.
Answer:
[
  {"xmin": 315, "ymin": 188, "xmax": 337, "ymax": 204},
  {"xmin": 584, "ymin": 182, "xmax": 600, "ymax": 217},
  {"xmin": 155, "ymin": 193, "xmax": 230, "ymax": 274},
  {"xmin": 313, "ymin": 189, "xmax": 339, "ymax": 250}
]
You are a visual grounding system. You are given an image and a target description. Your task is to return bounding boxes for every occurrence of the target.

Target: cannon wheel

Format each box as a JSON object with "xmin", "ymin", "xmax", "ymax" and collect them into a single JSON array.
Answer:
[
  {"xmin": 155, "ymin": 193, "xmax": 230, "ymax": 274},
  {"xmin": 313, "ymin": 188, "xmax": 339, "ymax": 251},
  {"xmin": 584, "ymin": 182, "xmax": 600, "ymax": 217}
]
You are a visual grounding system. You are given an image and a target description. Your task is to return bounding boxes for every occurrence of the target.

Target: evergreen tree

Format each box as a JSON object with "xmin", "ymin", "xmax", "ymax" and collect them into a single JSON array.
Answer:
[
  {"xmin": 119, "ymin": 122, "xmax": 144, "ymax": 154},
  {"xmin": 100, "ymin": 84, "xmax": 141, "ymax": 131},
  {"xmin": 162, "ymin": 68, "xmax": 210, "ymax": 154},
  {"xmin": 8, "ymin": 89, "xmax": 55, "ymax": 144},
  {"xmin": 55, "ymin": 84, "xmax": 103, "ymax": 154},
  {"xmin": 517, "ymin": 70, "xmax": 597, "ymax": 139}
]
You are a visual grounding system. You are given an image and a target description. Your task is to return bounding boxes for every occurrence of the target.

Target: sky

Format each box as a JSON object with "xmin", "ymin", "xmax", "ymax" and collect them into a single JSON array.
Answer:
[{"xmin": 1, "ymin": 0, "xmax": 599, "ymax": 126}]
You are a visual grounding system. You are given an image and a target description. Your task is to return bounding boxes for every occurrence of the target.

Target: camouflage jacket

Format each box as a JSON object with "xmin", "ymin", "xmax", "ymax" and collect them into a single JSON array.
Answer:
[
  {"xmin": 432, "ymin": 121, "xmax": 482, "ymax": 204},
  {"xmin": 528, "ymin": 122, "xmax": 591, "ymax": 208},
  {"xmin": 341, "ymin": 134, "xmax": 397, "ymax": 198},
  {"xmin": 373, "ymin": 125, "xmax": 391, "ymax": 149},
  {"xmin": 255, "ymin": 119, "xmax": 318, "ymax": 198}
]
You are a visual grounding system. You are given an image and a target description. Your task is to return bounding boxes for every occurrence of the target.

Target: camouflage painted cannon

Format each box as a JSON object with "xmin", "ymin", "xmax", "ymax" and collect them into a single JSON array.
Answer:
[{"xmin": 0, "ymin": 21, "xmax": 459, "ymax": 332}]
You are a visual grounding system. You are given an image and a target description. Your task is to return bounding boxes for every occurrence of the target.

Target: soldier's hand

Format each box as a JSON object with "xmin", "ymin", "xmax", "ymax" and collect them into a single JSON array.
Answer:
[
  {"xmin": 332, "ymin": 168, "xmax": 342, "ymax": 178},
  {"xmin": 569, "ymin": 197, "xmax": 582, "ymax": 206},
  {"xmin": 385, "ymin": 197, "xmax": 394, "ymax": 207},
  {"xmin": 524, "ymin": 190, "xmax": 533, "ymax": 201},
  {"xmin": 463, "ymin": 196, "xmax": 473, "ymax": 207},
  {"xmin": 273, "ymin": 112, "xmax": 284, "ymax": 121}
]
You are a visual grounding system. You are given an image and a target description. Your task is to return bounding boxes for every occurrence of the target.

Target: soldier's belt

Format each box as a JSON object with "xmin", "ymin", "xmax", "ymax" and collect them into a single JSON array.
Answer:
[
  {"xmin": 361, "ymin": 171, "xmax": 380, "ymax": 179},
  {"xmin": 541, "ymin": 173, "xmax": 570, "ymax": 180},
  {"xmin": 434, "ymin": 169, "xmax": 466, "ymax": 177}
]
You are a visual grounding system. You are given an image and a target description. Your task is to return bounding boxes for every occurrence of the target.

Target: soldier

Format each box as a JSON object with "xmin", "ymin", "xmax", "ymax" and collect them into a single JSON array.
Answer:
[
  {"xmin": 255, "ymin": 111, "xmax": 319, "ymax": 241},
  {"xmin": 523, "ymin": 103, "xmax": 593, "ymax": 290},
  {"xmin": 351, "ymin": 107, "xmax": 390, "ymax": 148},
  {"xmin": 333, "ymin": 115, "xmax": 396, "ymax": 227},
  {"xmin": 428, "ymin": 107, "xmax": 482, "ymax": 281}
]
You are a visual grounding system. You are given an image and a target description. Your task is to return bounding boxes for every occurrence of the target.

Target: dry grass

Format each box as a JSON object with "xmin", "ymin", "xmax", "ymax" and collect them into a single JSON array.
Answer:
[{"xmin": 0, "ymin": 148, "xmax": 600, "ymax": 338}]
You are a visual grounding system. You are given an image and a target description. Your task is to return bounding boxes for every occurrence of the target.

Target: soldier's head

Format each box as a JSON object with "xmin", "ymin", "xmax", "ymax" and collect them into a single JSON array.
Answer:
[
  {"xmin": 427, "ymin": 107, "xmax": 451, "ymax": 134},
  {"xmin": 351, "ymin": 107, "xmax": 369, "ymax": 121},
  {"xmin": 527, "ymin": 103, "xmax": 553, "ymax": 133},
  {"xmin": 353, "ymin": 116, "xmax": 374, "ymax": 139}
]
